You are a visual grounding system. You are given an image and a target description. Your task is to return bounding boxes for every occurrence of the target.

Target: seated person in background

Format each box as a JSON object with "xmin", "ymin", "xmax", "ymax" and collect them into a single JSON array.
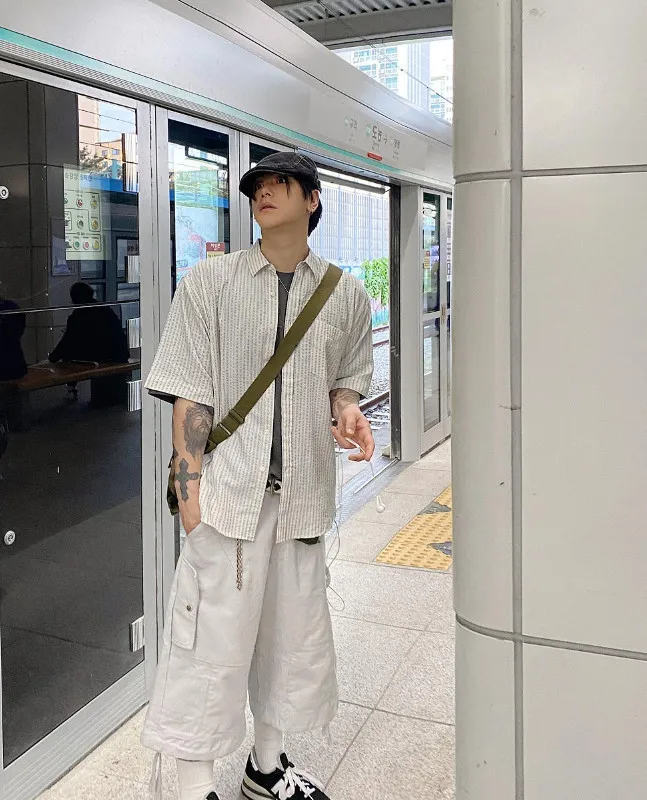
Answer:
[
  {"xmin": 49, "ymin": 282, "xmax": 129, "ymax": 365},
  {"xmin": 49, "ymin": 282, "xmax": 130, "ymax": 401}
]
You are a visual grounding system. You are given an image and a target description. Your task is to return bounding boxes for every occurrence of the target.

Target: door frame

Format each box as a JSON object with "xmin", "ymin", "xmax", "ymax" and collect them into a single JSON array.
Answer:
[
  {"xmin": 399, "ymin": 185, "xmax": 451, "ymax": 462},
  {"xmin": 153, "ymin": 109, "xmax": 242, "ymax": 620},
  {"xmin": 0, "ymin": 59, "xmax": 155, "ymax": 800}
]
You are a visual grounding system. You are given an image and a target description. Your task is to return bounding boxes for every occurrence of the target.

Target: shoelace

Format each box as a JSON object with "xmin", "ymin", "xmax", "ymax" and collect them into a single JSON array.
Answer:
[{"xmin": 272, "ymin": 763, "xmax": 323, "ymax": 799}]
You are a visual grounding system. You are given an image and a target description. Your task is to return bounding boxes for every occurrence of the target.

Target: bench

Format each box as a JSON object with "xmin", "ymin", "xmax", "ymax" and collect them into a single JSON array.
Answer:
[{"xmin": 0, "ymin": 360, "xmax": 141, "ymax": 431}]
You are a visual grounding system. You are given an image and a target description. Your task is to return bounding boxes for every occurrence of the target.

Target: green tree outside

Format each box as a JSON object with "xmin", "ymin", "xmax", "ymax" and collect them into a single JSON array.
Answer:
[{"xmin": 361, "ymin": 257, "xmax": 390, "ymax": 308}]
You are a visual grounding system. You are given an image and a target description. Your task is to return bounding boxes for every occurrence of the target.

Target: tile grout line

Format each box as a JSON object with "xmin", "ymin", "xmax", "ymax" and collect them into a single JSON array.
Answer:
[
  {"xmin": 342, "ymin": 698, "xmax": 456, "ymax": 729},
  {"xmin": 327, "ymin": 704, "xmax": 455, "ymax": 790},
  {"xmin": 325, "ymin": 710, "xmax": 374, "ymax": 789},
  {"xmin": 373, "ymin": 708, "xmax": 456, "ymax": 729},
  {"xmin": 372, "ymin": 628, "xmax": 426, "ymax": 712},
  {"xmin": 372, "ymin": 628, "xmax": 455, "ymax": 729},
  {"xmin": 330, "ymin": 612, "xmax": 451, "ymax": 636}
]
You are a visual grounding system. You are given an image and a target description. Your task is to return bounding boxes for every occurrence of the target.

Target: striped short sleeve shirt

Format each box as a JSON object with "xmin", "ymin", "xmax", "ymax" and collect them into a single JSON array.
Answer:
[{"xmin": 146, "ymin": 241, "xmax": 374, "ymax": 543}]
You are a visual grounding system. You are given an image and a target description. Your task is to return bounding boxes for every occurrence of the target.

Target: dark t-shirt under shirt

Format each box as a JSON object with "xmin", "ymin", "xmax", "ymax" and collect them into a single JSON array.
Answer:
[{"xmin": 268, "ymin": 271, "xmax": 295, "ymax": 481}]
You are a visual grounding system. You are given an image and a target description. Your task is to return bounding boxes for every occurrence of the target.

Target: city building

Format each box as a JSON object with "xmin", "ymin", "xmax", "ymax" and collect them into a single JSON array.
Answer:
[
  {"xmin": 429, "ymin": 38, "xmax": 454, "ymax": 123},
  {"xmin": 337, "ymin": 38, "xmax": 453, "ymax": 122}
]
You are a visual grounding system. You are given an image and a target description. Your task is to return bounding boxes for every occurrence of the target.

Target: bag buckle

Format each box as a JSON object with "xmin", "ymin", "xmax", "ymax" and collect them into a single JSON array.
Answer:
[
  {"xmin": 217, "ymin": 410, "xmax": 244, "ymax": 438},
  {"xmin": 217, "ymin": 421, "xmax": 233, "ymax": 437}
]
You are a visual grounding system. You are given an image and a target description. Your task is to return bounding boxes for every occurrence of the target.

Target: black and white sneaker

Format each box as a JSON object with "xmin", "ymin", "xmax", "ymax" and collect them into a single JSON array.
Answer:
[{"xmin": 242, "ymin": 749, "xmax": 329, "ymax": 799}]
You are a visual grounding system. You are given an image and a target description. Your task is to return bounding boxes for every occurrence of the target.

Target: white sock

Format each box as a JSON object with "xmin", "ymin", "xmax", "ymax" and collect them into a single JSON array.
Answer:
[
  {"xmin": 254, "ymin": 720, "xmax": 284, "ymax": 774},
  {"xmin": 176, "ymin": 759, "xmax": 216, "ymax": 800}
]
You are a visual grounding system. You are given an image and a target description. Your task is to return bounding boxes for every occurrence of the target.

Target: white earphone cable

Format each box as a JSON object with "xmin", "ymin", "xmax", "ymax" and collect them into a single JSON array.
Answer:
[{"xmin": 326, "ymin": 432, "xmax": 386, "ymax": 608}]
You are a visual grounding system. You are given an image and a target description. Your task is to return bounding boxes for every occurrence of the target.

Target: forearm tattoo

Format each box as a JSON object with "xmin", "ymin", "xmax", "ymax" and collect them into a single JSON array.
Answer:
[
  {"xmin": 183, "ymin": 403, "xmax": 214, "ymax": 459},
  {"xmin": 176, "ymin": 458, "xmax": 200, "ymax": 502},
  {"xmin": 330, "ymin": 388, "xmax": 360, "ymax": 421}
]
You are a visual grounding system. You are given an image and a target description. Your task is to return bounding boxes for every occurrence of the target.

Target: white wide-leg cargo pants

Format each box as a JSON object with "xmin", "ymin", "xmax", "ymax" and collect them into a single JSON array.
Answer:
[{"xmin": 141, "ymin": 492, "xmax": 338, "ymax": 761}]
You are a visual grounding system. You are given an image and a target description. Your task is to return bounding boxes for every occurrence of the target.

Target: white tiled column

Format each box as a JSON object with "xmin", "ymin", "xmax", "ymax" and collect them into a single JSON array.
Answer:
[{"xmin": 453, "ymin": 2, "xmax": 647, "ymax": 798}]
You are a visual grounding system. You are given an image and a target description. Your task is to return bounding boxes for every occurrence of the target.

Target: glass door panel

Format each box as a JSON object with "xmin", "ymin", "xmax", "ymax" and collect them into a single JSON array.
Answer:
[
  {"xmin": 422, "ymin": 192, "xmax": 441, "ymax": 436},
  {"xmin": 423, "ymin": 319, "xmax": 441, "ymax": 429},
  {"xmin": 0, "ymin": 78, "xmax": 143, "ymax": 765},
  {"xmin": 168, "ymin": 120, "xmax": 230, "ymax": 290},
  {"xmin": 422, "ymin": 193, "xmax": 441, "ymax": 316}
]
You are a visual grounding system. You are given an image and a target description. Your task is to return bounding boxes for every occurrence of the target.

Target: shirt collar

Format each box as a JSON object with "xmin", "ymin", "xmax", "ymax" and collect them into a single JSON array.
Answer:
[{"xmin": 247, "ymin": 239, "xmax": 327, "ymax": 279}]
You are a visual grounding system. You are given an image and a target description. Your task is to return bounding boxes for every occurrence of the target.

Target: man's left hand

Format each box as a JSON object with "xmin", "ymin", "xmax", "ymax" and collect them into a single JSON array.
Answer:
[{"xmin": 332, "ymin": 404, "xmax": 375, "ymax": 462}]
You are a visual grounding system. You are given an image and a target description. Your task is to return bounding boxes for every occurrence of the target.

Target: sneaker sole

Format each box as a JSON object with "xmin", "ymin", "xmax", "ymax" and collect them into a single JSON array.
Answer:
[{"xmin": 241, "ymin": 775, "xmax": 274, "ymax": 800}]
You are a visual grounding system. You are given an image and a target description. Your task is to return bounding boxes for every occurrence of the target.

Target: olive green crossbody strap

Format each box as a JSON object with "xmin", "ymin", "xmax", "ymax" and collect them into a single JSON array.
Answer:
[{"xmin": 168, "ymin": 263, "xmax": 343, "ymax": 514}]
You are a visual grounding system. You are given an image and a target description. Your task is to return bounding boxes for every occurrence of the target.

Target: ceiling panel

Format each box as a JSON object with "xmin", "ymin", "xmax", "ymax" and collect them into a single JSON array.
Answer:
[{"xmin": 261, "ymin": 0, "xmax": 453, "ymax": 44}]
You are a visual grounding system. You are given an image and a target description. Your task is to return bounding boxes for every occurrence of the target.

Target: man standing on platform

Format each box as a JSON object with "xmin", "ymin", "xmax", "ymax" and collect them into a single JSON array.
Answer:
[{"xmin": 142, "ymin": 153, "xmax": 374, "ymax": 800}]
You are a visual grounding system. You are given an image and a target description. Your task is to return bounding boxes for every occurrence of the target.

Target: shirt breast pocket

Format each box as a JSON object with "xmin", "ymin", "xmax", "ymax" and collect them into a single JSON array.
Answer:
[{"xmin": 305, "ymin": 319, "xmax": 346, "ymax": 385}]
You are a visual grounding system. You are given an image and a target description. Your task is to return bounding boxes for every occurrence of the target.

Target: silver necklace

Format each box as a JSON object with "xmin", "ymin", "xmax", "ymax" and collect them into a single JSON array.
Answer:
[{"xmin": 277, "ymin": 274, "xmax": 292, "ymax": 294}]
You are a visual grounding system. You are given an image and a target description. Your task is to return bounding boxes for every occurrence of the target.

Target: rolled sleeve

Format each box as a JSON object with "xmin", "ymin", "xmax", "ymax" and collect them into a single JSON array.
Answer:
[
  {"xmin": 332, "ymin": 285, "xmax": 374, "ymax": 398},
  {"xmin": 145, "ymin": 272, "xmax": 215, "ymax": 407}
]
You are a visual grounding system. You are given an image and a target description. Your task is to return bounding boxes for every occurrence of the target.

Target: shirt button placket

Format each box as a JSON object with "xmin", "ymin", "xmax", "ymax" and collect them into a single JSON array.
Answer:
[{"xmin": 279, "ymin": 267, "xmax": 300, "ymax": 543}]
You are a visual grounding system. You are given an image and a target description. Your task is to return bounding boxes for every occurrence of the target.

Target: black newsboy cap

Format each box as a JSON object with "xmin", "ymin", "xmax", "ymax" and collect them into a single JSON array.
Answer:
[{"xmin": 239, "ymin": 152, "xmax": 322, "ymax": 198}]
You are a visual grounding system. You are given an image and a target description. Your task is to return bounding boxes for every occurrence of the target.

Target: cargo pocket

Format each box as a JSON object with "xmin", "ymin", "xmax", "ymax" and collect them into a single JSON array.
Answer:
[{"xmin": 170, "ymin": 556, "xmax": 199, "ymax": 650}]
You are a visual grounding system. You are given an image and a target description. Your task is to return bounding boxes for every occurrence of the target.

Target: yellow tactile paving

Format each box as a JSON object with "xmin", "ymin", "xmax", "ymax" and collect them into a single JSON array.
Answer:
[{"xmin": 376, "ymin": 486, "xmax": 453, "ymax": 571}]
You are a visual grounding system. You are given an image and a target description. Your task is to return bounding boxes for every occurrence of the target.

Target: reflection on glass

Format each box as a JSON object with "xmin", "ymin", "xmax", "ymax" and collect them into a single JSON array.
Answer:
[
  {"xmin": 422, "ymin": 193, "xmax": 440, "ymax": 314},
  {"xmin": 169, "ymin": 121, "xmax": 230, "ymax": 290},
  {"xmin": 49, "ymin": 282, "xmax": 129, "ymax": 367},
  {"xmin": 0, "ymin": 93, "xmax": 140, "ymax": 310},
  {"xmin": 423, "ymin": 320, "xmax": 441, "ymax": 430},
  {"xmin": 0, "ymin": 78, "xmax": 143, "ymax": 766}
]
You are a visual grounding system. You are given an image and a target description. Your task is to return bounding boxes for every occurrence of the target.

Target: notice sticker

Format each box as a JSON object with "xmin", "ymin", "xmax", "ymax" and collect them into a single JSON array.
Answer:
[{"xmin": 206, "ymin": 242, "xmax": 226, "ymax": 258}]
